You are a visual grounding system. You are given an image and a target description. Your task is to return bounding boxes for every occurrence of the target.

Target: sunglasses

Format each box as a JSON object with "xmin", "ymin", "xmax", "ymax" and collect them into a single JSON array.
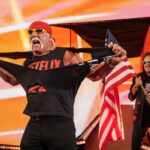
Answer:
[
  {"xmin": 28, "ymin": 28, "xmax": 46, "ymax": 34},
  {"xmin": 143, "ymin": 60, "xmax": 150, "ymax": 64}
]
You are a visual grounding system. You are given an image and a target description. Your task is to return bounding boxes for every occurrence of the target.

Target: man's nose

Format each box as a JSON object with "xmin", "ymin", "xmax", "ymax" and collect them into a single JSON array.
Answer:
[
  {"xmin": 31, "ymin": 31, "xmax": 38, "ymax": 36},
  {"xmin": 30, "ymin": 32, "xmax": 38, "ymax": 40}
]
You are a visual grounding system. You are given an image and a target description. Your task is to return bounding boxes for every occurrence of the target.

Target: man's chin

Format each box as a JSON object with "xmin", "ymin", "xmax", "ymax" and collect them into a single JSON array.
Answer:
[
  {"xmin": 33, "ymin": 50, "xmax": 42, "ymax": 56},
  {"xmin": 32, "ymin": 43, "xmax": 41, "ymax": 50}
]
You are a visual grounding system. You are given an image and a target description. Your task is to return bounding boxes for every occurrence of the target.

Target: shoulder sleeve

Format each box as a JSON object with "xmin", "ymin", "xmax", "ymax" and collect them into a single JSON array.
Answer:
[{"xmin": 23, "ymin": 58, "xmax": 30, "ymax": 67}]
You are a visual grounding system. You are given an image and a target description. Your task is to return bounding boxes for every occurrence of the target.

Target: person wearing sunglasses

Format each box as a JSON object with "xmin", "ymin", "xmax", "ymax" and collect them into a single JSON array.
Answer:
[
  {"xmin": 128, "ymin": 52, "xmax": 150, "ymax": 150},
  {"xmin": 0, "ymin": 20, "xmax": 126, "ymax": 150}
]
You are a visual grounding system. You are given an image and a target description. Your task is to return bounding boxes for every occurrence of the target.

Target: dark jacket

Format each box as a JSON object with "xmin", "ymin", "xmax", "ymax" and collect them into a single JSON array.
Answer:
[{"xmin": 128, "ymin": 72, "xmax": 150, "ymax": 127}]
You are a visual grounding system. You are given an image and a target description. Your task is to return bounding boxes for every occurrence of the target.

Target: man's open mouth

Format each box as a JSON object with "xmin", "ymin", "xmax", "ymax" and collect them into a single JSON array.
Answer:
[{"xmin": 31, "ymin": 37, "xmax": 41, "ymax": 46}]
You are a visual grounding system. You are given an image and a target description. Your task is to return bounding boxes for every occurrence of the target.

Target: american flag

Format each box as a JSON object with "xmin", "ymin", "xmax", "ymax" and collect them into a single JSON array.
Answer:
[{"xmin": 98, "ymin": 30, "xmax": 136, "ymax": 150}]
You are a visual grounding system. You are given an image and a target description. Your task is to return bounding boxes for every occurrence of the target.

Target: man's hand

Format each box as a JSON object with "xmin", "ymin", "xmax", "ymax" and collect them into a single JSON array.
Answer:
[
  {"xmin": 107, "ymin": 42, "xmax": 127, "ymax": 66},
  {"xmin": 108, "ymin": 42, "xmax": 127, "ymax": 57},
  {"xmin": 135, "ymin": 76, "xmax": 143, "ymax": 87},
  {"xmin": 0, "ymin": 67, "xmax": 18, "ymax": 86},
  {"xmin": 87, "ymin": 42, "xmax": 127, "ymax": 81},
  {"xmin": 131, "ymin": 76, "xmax": 142, "ymax": 96}
]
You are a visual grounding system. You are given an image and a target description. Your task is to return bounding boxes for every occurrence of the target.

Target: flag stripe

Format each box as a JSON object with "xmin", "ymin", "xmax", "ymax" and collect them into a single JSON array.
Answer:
[
  {"xmin": 98, "ymin": 110, "xmax": 115, "ymax": 147},
  {"xmin": 100, "ymin": 60, "xmax": 135, "ymax": 106},
  {"xmin": 98, "ymin": 58, "xmax": 135, "ymax": 150},
  {"xmin": 99, "ymin": 116, "xmax": 116, "ymax": 150}
]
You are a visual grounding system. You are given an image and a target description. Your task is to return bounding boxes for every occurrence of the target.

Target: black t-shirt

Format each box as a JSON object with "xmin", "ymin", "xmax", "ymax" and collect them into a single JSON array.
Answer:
[{"xmin": 23, "ymin": 47, "xmax": 90, "ymax": 118}]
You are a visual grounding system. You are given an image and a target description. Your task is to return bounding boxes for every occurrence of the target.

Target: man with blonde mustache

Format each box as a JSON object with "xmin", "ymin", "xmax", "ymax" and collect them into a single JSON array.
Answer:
[{"xmin": 0, "ymin": 21, "xmax": 126, "ymax": 150}]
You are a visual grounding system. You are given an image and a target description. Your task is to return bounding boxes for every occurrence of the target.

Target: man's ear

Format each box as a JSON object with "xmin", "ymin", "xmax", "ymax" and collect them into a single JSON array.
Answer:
[
  {"xmin": 48, "ymin": 34, "xmax": 54, "ymax": 43},
  {"xmin": 50, "ymin": 38, "xmax": 54, "ymax": 43},
  {"xmin": 49, "ymin": 38, "xmax": 55, "ymax": 46},
  {"xmin": 49, "ymin": 37, "xmax": 56, "ymax": 49}
]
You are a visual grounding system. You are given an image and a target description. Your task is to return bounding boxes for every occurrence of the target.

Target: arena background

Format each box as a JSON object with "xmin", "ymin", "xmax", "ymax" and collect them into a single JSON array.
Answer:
[{"xmin": 0, "ymin": 0, "xmax": 150, "ymax": 148}]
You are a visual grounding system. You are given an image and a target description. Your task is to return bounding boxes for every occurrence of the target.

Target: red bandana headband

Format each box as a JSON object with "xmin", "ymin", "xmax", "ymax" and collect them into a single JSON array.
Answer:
[{"xmin": 29, "ymin": 21, "xmax": 52, "ymax": 35}]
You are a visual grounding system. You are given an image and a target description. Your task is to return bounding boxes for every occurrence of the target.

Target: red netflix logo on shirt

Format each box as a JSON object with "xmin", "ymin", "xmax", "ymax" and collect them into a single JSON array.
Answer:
[{"xmin": 28, "ymin": 59, "xmax": 61, "ymax": 70}]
